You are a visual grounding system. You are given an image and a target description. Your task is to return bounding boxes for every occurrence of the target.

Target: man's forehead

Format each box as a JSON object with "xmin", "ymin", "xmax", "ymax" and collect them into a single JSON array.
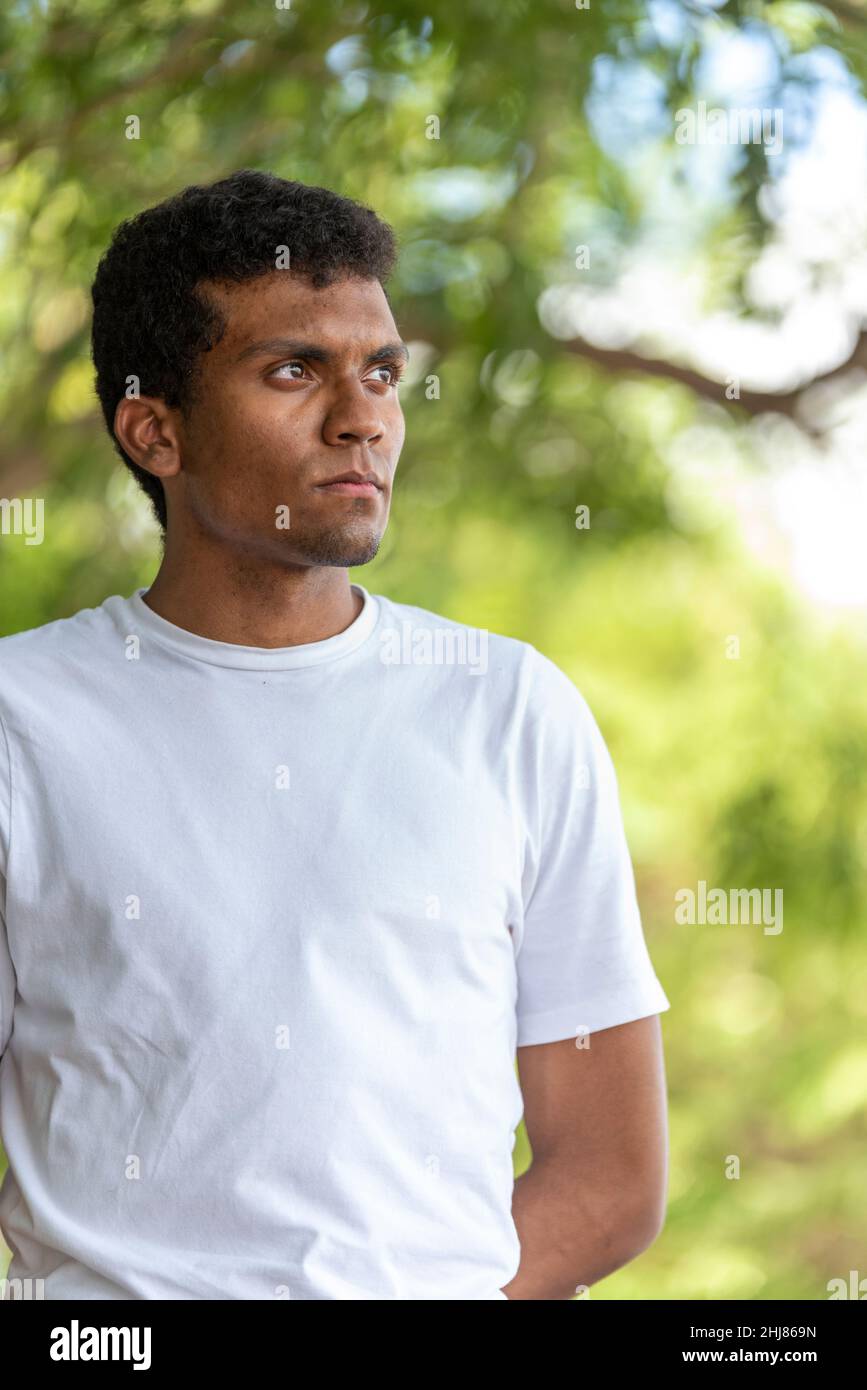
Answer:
[{"xmin": 203, "ymin": 272, "xmax": 394, "ymax": 343}]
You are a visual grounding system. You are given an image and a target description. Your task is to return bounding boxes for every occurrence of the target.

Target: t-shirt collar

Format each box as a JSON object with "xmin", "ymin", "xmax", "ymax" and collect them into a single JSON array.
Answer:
[{"xmin": 124, "ymin": 582, "xmax": 381, "ymax": 670}]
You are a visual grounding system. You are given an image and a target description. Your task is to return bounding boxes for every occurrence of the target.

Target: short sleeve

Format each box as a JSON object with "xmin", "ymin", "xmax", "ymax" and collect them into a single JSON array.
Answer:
[
  {"xmin": 514, "ymin": 648, "xmax": 670, "ymax": 1047},
  {"xmin": 0, "ymin": 709, "xmax": 15, "ymax": 1058}
]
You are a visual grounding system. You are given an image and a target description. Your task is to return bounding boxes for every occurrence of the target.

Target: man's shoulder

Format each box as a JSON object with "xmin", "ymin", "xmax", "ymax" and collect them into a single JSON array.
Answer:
[
  {"xmin": 373, "ymin": 589, "xmax": 535, "ymax": 677},
  {"xmin": 370, "ymin": 591, "xmax": 606, "ymax": 772},
  {"xmin": 370, "ymin": 589, "xmax": 599, "ymax": 712},
  {"xmin": 0, "ymin": 594, "xmax": 123, "ymax": 699},
  {"xmin": 369, "ymin": 590, "xmax": 602, "ymax": 742}
]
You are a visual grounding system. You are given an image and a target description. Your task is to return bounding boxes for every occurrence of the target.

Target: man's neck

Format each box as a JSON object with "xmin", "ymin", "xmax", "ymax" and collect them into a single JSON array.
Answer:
[{"xmin": 141, "ymin": 552, "xmax": 362, "ymax": 649}]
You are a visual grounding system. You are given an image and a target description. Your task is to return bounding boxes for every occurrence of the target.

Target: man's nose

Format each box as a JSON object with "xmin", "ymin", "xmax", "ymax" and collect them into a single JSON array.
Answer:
[{"xmin": 322, "ymin": 383, "xmax": 388, "ymax": 446}]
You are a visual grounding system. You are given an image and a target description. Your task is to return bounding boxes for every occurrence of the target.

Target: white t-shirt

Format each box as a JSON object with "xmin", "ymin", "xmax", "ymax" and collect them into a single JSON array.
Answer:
[{"xmin": 0, "ymin": 582, "xmax": 669, "ymax": 1300}]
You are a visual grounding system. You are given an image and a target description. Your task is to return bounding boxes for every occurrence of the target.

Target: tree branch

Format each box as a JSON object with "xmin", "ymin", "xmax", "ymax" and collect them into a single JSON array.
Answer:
[{"xmin": 558, "ymin": 330, "xmax": 867, "ymax": 432}]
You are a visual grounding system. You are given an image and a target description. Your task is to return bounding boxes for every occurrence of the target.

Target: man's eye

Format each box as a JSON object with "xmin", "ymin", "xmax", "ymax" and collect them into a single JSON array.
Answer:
[
  {"xmin": 271, "ymin": 361, "xmax": 306, "ymax": 379},
  {"xmin": 269, "ymin": 361, "xmax": 403, "ymax": 384},
  {"xmin": 372, "ymin": 364, "xmax": 404, "ymax": 385}
]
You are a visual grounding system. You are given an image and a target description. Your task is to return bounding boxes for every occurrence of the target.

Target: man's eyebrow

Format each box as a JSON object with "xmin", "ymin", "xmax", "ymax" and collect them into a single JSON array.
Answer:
[{"xmin": 233, "ymin": 338, "xmax": 410, "ymax": 366}]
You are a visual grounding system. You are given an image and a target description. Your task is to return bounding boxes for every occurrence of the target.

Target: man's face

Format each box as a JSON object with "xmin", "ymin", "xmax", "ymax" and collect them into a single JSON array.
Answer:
[{"xmin": 169, "ymin": 271, "xmax": 406, "ymax": 567}]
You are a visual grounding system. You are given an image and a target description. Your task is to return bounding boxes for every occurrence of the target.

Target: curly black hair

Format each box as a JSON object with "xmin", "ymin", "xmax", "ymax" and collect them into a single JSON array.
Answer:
[{"xmin": 90, "ymin": 169, "xmax": 399, "ymax": 534}]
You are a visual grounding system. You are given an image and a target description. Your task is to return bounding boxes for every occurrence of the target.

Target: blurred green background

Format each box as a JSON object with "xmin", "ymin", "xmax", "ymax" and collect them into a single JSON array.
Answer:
[{"xmin": 1, "ymin": 0, "xmax": 866, "ymax": 1300}]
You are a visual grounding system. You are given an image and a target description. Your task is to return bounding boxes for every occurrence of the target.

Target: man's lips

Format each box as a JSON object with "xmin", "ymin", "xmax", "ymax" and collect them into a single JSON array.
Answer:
[
  {"xmin": 314, "ymin": 480, "xmax": 382, "ymax": 496},
  {"xmin": 313, "ymin": 471, "xmax": 385, "ymax": 497}
]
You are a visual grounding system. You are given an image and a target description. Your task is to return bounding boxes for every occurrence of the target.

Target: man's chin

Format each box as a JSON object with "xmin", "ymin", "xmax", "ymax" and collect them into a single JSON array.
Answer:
[{"xmin": 287, "ymin": 528, "xmax": 384, "ymax": 569}]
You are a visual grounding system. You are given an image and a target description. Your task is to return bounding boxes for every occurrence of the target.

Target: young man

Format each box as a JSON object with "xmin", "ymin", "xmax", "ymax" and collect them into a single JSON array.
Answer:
[{"xmin": 0, "ymin": 169, "xmax": 670, "ymax": 1301}]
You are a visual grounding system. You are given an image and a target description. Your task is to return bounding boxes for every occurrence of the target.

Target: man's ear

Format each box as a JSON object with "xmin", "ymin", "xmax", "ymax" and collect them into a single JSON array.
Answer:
[{"xmin": 113, "ymin": 394, "xmax": 183, "ymax": 483}]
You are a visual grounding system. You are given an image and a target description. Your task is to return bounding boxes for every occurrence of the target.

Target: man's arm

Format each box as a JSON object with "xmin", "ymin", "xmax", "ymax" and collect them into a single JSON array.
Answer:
[{"xmin": 501, "ymin": 1014, "xmax": 669, "ymax": 1300}]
